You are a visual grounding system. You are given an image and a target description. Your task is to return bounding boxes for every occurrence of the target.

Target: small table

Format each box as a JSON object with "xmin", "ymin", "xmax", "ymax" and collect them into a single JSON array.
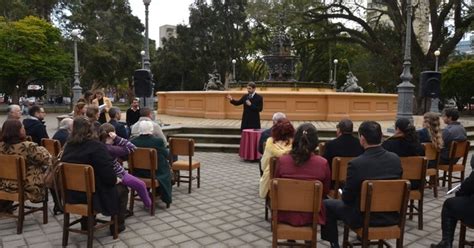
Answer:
[{"xmin": 239, "ymin": 129, "xmax": 264, "ymax": 161}]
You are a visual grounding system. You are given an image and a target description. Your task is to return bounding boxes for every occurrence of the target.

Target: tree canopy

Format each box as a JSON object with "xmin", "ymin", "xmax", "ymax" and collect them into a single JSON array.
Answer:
[{"xmin": 441, "ymin": 59, "xmax": 474, "ymax": 110}]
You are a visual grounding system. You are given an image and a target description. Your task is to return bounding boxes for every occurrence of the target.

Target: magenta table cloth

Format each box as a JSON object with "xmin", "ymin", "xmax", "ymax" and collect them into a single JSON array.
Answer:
[{"xmin": 239, "ymin": 129, "xmax": 264, "ymax": 161}]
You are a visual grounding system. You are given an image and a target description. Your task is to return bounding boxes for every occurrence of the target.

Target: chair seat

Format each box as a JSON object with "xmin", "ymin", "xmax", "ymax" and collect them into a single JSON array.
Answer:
[
  {"xmin": 409, "ymin": 190, "xmax": 422, "ymax": 200},
  {"xmin": 426, "ymin": 168, "xmax": 437, "ymax": 176},
  {"xmin": 354, "ymin": 225, "xmax": 401, "ymax": 240},
  {"xmin": 438, "ymin": 164, "xmax": 464, "ymax": 172},
  {"xmin": 172, "ymin": 160, "xmax": 201, "ymax": 170},
  {"xmin": 276, "ymin": 223, "xmax": 314, "ymax": 241},
  {"xmin": 64, "ymin": 203, "xmax": 95, "ymax": 216},
  {"xmin": 138, "ymin": 177, "xmax": 160, "ymax": 188},
  {"xmin": 0, "ymin": 191, "xmax": 19, "ymax": 202}
]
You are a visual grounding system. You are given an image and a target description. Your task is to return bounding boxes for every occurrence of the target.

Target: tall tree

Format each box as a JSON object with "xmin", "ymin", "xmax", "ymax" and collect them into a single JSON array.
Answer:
[
  {"xmin": 0, "ymin": 16, "xmax": 70, "ymax": 103},
  {"xmin": 0, "ymin": 0, "xmax": 60, "ymax": 21}
]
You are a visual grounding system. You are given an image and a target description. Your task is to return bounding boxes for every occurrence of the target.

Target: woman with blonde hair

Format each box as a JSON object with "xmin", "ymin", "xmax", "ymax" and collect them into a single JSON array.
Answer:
[
  {"xmin": 418, "ymin": 112, "xmax": 443, "ymax": 168},
  {"xmin": 73, "ymin": 101, "xmax": 87, "ymax": 117},
  {"xmin": 259, "ymin": 118, "xmax": 295, "ymax": 198}
]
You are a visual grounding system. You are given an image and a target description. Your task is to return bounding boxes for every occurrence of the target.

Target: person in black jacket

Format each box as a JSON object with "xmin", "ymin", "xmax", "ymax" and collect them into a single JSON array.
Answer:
[
  {"xmin": 226, "ymin": 82, "xmax": 263, "ymax": 130},
  {"xmin": 321, "ymin": 121, "xmax": 402, "ymax": 248},
  {"xmin": 323, "ymin": 119, "xmax": 364, "ymax": 170},
  {"xmin": 383, "ymin": 118, "xmax": 424, "ymax": 157},
  {"xmin": 52, "ymin": 117, "xmax": 73, "ymax": 146},
  {"xmin": 22, "ymin": 105, "xmax": 49, "ymax": 144},
  {"xmin": 61, "ymin": 117, "xmax": 128, "ymax": 234},
  {"xmin": 126, "ymin": 98, "xmax": 140, "ymax": 129},
  {"xmin": 108, "ymin": 107, "xmax": 129, "ymax": 139},
  {"xmin": 431, "ymin": 161, "xmax": 474, "ymax": 248}
]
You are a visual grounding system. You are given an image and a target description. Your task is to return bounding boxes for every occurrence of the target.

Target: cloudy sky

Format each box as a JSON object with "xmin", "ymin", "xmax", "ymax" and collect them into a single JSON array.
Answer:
[{"xmin": 129, "ymin": 0, "xmax": 194, "ymax": 42}]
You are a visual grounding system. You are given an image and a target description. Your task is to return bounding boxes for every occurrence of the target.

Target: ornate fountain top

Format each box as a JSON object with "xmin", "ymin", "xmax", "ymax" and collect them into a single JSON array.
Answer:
[{"xmin": 269, "ymin": 13, "xmax": 293, "ymax": 56}]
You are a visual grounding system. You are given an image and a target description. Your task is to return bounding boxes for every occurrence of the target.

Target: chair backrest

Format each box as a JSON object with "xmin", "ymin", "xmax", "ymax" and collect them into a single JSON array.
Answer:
[
  {"xmin": 360, "ymin": 180, "xmax": 410, "ymax": 213},
  {"xmin": 331, "ymin": 157, "xmax": 353, "ymax": 181},
  {"xmin": 448, "ymin": 140, "xmax": 470, "ymax": 163},
  {"xmin": 169, "ymin": 138, "xmax": 195, "ymax": 157},
  {"xmin": 128, "ymin": 148, "xmax": 158, "ymax": 177},
  {"xmin": 400, "ymin": 156, "xmax": 427, "ymax": 181},
  {"xmin": 41, "ymin": 138, "xmax": 61, "ymax": 157},
  {"xmin": 422, "ymin": 142, "xmax": 439, "ymax": 161},
  {"xmin": 0, "ymin": 154, "xmax": 26, "ymax": 201},
  {"xmin": 270, "ymin": 157, "xmax": 278, "ymax": 180},
  {"xmin": 59, "ymin": 162, "xmax": 95, "ymax": 193},
  {"xmin": 271, "ymin": 178, "xmax": 322, "ymax": 214},
  {"xmin": 317, "ymin": 142, "xmax": 326, "ymax": 155}
]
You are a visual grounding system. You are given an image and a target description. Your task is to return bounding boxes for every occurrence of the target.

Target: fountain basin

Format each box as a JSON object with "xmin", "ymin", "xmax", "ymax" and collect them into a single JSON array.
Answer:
[{"xmin": 157, "ymin": 90, "xmax": 398, "ymax": 121}]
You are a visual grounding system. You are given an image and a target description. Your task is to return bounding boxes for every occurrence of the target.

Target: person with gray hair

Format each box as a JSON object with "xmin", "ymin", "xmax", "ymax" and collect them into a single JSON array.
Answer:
[
  {"xmin": 7, "ymin": 104, "xmax": 22, "ymax": 120},
  {"xmin": 53, "ymin": 117, "xmax": 73, "ymax": 146},
  {"xmin": 108, "ymin": 107, "xmax": 129, "ymax": 139},
  {"xmin": 130, "ymin": 107, "xmax": 167, "ymax": 146},
  {"xmin": 256, "ymin": 112, "xmax": 287, "ymax": 175}
]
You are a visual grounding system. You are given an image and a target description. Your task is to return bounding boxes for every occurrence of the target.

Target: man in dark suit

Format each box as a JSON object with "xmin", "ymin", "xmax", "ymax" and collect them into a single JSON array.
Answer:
[
  {"xmin": 108, "ymin": 107, "xmax": 129, "ymax": 139},
  {"xmin": 23, "ymin": 105, "xmax": 49, "ymax": 144},
  {"xmin": 431, "ymin": 164, "xmax": 474, "ymax": 248},
  {"xmin": 226, "ymin": 82, "xmax": 263, "ymax": 130},
  {"xmin": 321, "ymin": 121, "xmax": 402, "ymax": 248},
  {"xmin": 323, "ymin": 119, "xmax": 364, "ymax": 170}
]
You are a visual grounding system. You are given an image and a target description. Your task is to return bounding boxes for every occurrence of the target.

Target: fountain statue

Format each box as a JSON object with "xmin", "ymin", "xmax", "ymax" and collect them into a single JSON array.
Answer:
[
  {"xmin": 339, "ymin": 71, "xmax": 364, "ymax": 92},
  {"xmin": 203, "ymin": 69, "xmax": 224, "ymax": 91}
]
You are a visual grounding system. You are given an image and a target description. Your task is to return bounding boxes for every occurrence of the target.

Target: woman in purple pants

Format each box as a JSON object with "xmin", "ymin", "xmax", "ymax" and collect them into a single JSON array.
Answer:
[{"xmin": 99, "ymin": 123, "xmax": 151, "ymax": 209}]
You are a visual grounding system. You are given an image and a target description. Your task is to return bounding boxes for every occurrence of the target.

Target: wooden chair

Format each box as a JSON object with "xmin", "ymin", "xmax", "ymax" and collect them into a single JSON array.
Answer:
[
  {"xmin": 271, "ymin": 178, "xmax": 322, "ymax": 248},
  {"xmin": 459, "ymin": 222, "xmax": 474, "ymax": 248},
  {"xmin": 169, "ymin": 138, "xmax": 201, "ymax": 194},
  {"xmin": 342, "ymin": 180, "xmax": 410, "ymax": 248},
  {"xmin": 59, "ymin": 162, "xmax": 118, "ymax": 248},
  {"xmin": 329, "ymin": 157, "xmax": 354, "ymax": 199},
  {"xmin": 400, "ymin": 156, "xmax": 427, "ymax": 230},
  {"xmin": 0, "ymin": 154, "xmax": 48, "ymax": 234},
  {"xmin": 317, "ymin": 142, "xmax": 326, "ymax": 156},
  {"xmin": 438, "ymin": 140, "xmax": 470, "ymax": 190},
  {"xmin": 422, "ymin": 142, "xmax": 440, "ymax": 197},
  {"xmin": 128, "ymin": 147, "xmax": 166, "ymax": 216},
  {"xmin": 265, "ymin": 157, "xmax": 278, "ymax": 221},
  {"xmin": 41, "ymin": 138, "xmax": 62, "ymax": 157}
]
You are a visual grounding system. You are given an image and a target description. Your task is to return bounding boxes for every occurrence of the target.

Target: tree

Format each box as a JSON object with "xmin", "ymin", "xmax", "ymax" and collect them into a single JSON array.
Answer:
[
  {"xmin": 441, "ymin": 59, "xmax": 474, "ymax": 110},
  {"xmin": 0, "ymin": 0, "xmax": 60, "ymax": 21},
  {"xmin": 0, "ymin": 16, "xmax": 70, "ymax": 103}
]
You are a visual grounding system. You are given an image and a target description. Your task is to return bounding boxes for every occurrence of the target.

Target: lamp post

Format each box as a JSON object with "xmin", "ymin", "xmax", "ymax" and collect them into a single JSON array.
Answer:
[
  {"xmin": 396, "ymin": 0, "xmax": 415, "ymax": 122},
  {"xmin": 71, "ymin": 29, "xmax": 82, "ymax": 104},
  {"xmin": 140, "ymin": 50, "xmax": 145, "ymax": 69},
  {"xmin": 143, "ymin": 0, "xmax": 151, "ymax": 71},
  {"xmin": 434, "ymin": 50, "xmax": 440, "ymax": 72},
  {"xmin": 333, "ymin": 59, "xmax": 338, "ymax": 88},
  {"xmin": 232, "ymin": 59, "xmax": 236, "ymax": 83}
]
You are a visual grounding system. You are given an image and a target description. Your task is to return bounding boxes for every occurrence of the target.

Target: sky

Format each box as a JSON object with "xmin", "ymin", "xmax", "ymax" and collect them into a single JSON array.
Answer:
[{"xmin": 129, "ymin": 0, "xmax": 194, "ymax": 42}]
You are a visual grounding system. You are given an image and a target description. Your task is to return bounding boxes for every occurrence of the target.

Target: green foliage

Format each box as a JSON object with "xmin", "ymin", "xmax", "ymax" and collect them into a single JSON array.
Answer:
[
  {"xmin": 0, "ymin": 0, "xmax": 59, "ymax": 21},
  {"xmin": 441, "ymin": 59, "xmax": 474, "ymax": 110},
  {"xmin": 0, "ymin": 16, "xmax": 70, "ymax": 99}
]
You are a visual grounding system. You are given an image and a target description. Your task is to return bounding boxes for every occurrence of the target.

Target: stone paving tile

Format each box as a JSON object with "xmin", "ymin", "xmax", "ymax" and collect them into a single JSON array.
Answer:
[{"xmin": 1, "ymin": 150, "xmax": 473, "ymax": 247}]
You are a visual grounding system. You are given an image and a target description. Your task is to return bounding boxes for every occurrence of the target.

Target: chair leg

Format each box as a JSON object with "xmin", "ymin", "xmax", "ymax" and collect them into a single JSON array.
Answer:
[
  {"xmin": 432, "ymin": 174, "xmax": 439, "ymax": 198},
  {"xmin": 43, "ymin": 195, "xmax": 48, "ymax": 224},
  {"xmin": 343, "ymin": 225, "xmax": 349, "ymax": 248},
  {"xmin": 460, "ymin": 223, "xmax": 466, "ymax": 248},
  {"xmin": 112, "ymin": 215, "xmax": 118, "ymax": 239},
  {"xmin": 188, "ymin": 169, "xmax": 192, "ymax": 194},
  {"xmin": 62, "ymin": 213, "xmax": 70, "ymax": 246},
  {"xmin": 418, "ymin": 199, "xmax": 423, "ymax": 230},
  {"xmin": 17, "ymin": 201, "xmax": 24, "ymax": 234},
  {"xmin": 409, "ymin": 199, "xmax": 414, "ymax": 220},
  {"xmin": 448, "ymin": 171, "xmax": 453, "ymax": 190},
  {"xmin": 197, "ymin": 168, "xmax": 200, "ymax": 188},
  {"xmin": 442, "ymin": 171, "xmax": 447, "ymax": 187},
  {"xmin": 264, "ymin": 199, "xmax": 268, "ymax": 221},
  {"xmin": 87, "ymin": 215, "xmax": 94, "ymax": 248},
  {"xmin": 150, "ymin": 187, "xmax": 156, "ymax": 216},
  {"xmin": 377, "ymin": 240, "xmax": 384, "ymax": 248},
  {"xmin": 128, "ymin": 189, "xmax": 135, "ymax": 215},
  {"xmin": 396, "ymin": 237, "xmax": 403, "ymax": 248},
  {"xmin": 176, "ymin": 170, "xmax": 180, "ymax": 187}
]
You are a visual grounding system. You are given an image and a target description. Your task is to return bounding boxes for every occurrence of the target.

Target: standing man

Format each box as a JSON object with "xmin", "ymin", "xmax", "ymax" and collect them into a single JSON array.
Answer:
[
  {"xmin": 321, "ymin": 121, "xmax": 402, "ymax": 248},
  {"xmin": 226, "ymin": 82, "xmax": 263, "ymax": 130},
  {"xmin": 23, "ymin": 105, "xmax": 49, "ymax": 144},
  {"xmin": 126, "ymin": 98, "xmax": 140, "ymax": 129}
]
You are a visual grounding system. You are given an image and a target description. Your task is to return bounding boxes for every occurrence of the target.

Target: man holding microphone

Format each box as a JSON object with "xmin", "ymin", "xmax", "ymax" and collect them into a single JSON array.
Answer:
[{"xmin": 226, "ymin": 82, "xmax": 263, "ymax": 131}]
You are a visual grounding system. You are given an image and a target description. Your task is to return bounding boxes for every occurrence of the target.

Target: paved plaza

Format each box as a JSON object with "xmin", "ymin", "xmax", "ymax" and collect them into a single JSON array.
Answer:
[{"xmin": 0, "ymin": 112, "xmax": 473, "ymax": 247}]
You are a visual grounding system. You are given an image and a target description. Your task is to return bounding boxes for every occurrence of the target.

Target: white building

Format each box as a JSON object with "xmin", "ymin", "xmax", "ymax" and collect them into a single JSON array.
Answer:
[{"xmin": 158, "ymin": 25, "xmax": 177, "ymax": 47}]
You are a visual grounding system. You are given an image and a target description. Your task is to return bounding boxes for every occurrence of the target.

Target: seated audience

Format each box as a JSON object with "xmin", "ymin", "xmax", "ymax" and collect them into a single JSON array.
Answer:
[
  {"xmin": 130, "ymin": 107, "xmax": 167, "ymax": 146},
  {"xmin": 0, "ymin": 120, "xmax": 52, "ymax": 211},
  {"xmin": 52, "ymin": 117, "xmax": 73, "ymax": 146},
  {"xmin": 439, "ymin": 108, "xmax": 467, "ymax": 164},
  {"xmin": 7, "ymin": 104, "xmax": 22, "ymax": 120},
  {"xmin": 73, "ymin": 101, "xmax": 87, "ymax": 117},
  {"xmin": 275, "ymin": 123, "xmax": 331, "ymax": 226},
  {"xmin": 321, "ymin": 121, "xmax": 402, "ymax": 248},
  {"xmin": 131, "ymin": 121, "xmax": 172, "ymax": 206},
  {"xmin": 23, "ymin": 105, "xmax": 49, "ymax": 144},
  {"xmin": 417, "ymin": 112, "xmax": 443, "ymax": 168},
  {"xmin": 99, "ymin": 123, "xmax": 151, "ymax": 209},
  {"xmin": 108, "ymin": 107, "xmax": 129, "ymax": 139},
  {"xmin": 259, "ymin": 119, "xmax": 295, "ymax": 198},
  {"xmin": 86, "ymin": 105, "xmax": 101, "ymax": 134},
  {"xmin": 431, "ymin": 168, "xmax": 474, "ymax": 248},
  {"xmin": 126, "ymin": 98, "xmax": 140, "ymax": 129},
  {"xmin": 383, "ymin": 118, "xmax": 424, "ymax": 156},
  {"xmin": 258, "ymin": 112, "xmax": 286, "ymax": 155},
  {"xmin": 61, "ymin": 117, "xmax": 128, "ymax": 233},
  {"xmin": 323, "ymin": 119, "xmax": 364, "ymax": 170},
  {"xmin": 92, "ymin": 90, "xmax": 112, "ymax": 124}
]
